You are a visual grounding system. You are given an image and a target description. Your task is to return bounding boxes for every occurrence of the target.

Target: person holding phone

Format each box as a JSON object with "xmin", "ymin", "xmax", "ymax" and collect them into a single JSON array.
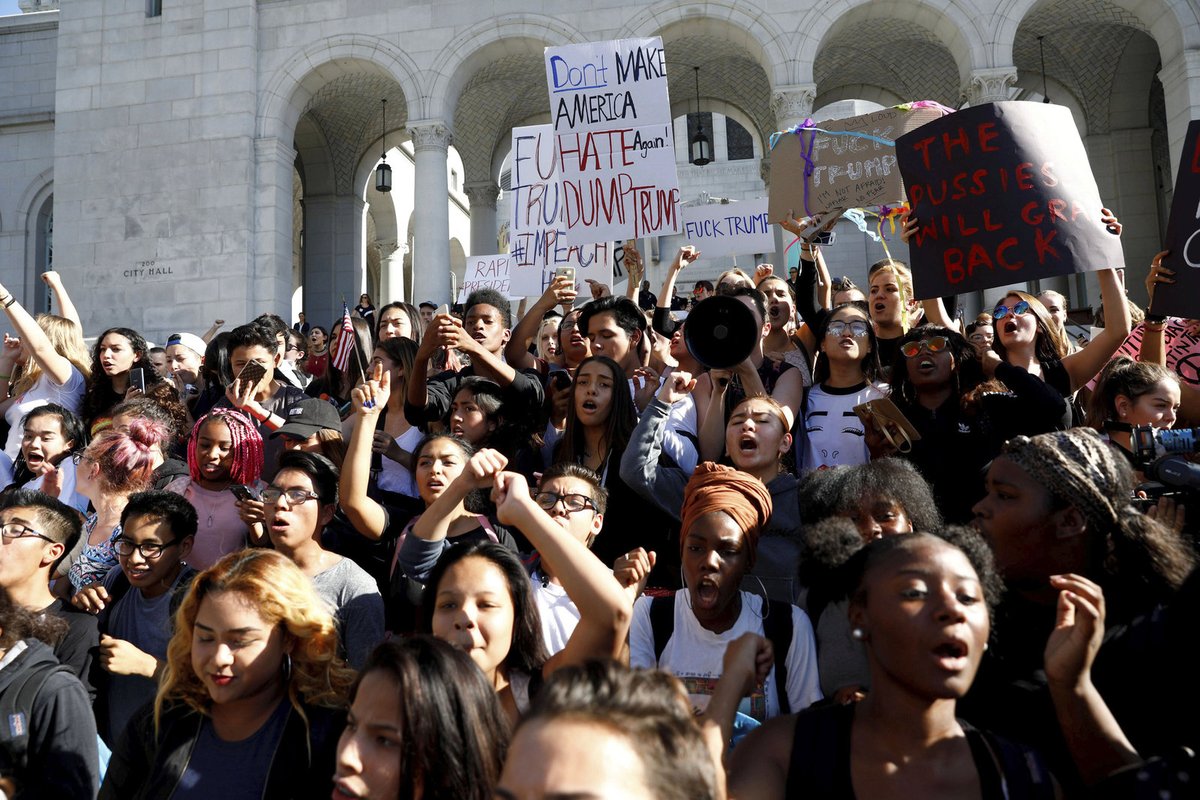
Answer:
[
  {"xmin": 218, "ymin": 323, "xmax": 306, "ymax": 481},
  {"xmin": 163, "ymin": 408, "xmax": 266, "ymax": 569},
  {"xmin": 83, "ymin": 327, "xmax": 162, "ymax": 437}
]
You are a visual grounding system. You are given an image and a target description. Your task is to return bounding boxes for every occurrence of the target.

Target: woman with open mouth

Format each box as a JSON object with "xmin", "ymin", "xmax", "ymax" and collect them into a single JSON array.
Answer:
[
  {"xmin": 629, "ymin": 463, "xmax": 821, "ymax": 726},
  {"xmin": 100, "ymin": 549, "xmax": 355, "ymax": 800},
  {"xmin": 727, "ymin": 530, "xmax": 1058, "ymax": 798}
]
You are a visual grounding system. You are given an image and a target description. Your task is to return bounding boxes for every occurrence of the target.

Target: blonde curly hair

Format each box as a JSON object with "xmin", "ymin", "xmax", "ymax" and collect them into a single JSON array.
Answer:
[
  {"xmin": 155, "ymin": 549, "xmax": 355, "ymax": 730},
  {"xmin": 10, "ymin": 314, "xmax": 91, "ymax": 397}
]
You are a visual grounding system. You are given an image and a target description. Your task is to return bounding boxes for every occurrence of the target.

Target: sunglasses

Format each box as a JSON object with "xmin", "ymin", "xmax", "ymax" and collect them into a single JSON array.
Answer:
[
  {"xmin": 992, "ymin": 300, "xmax": 1032, "ymax": 320},
  {"xmin": 901, "ymin": 336, "xmax": 949, "ymax": 358},
  {"xmin": 825, "ymin": 320, "xmax": 870, "ymax": 338}
]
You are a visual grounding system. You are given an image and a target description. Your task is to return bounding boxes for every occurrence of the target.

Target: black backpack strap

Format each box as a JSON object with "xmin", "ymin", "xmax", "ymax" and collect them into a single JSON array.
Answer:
[
  {"xmin": 649, "ymin": 596, "xmax": 675, "ymax": 664},
  {"xmin": 763, "ymin": 600, "xmax": 795, "ymax": 715},
  {"xmin": 0, "ymin": 656, "xmax": 75, "ymax": 772},
  {"xmin": 95, "ymin": 570, "xmax": 131, "ymax": 633}
]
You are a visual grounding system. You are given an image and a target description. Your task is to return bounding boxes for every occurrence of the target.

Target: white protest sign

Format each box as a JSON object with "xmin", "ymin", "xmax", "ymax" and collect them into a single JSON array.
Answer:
[
  {"xmin": 546, "ymin": 37, "xmax": 681, "ymax": 245},
  {"xmin": 458, "ymin": 254, "xmax": 516, "ymax": 303},
  {"xmin": 508, "ymin": 124, "xmax": 613, "ymax": 296},
  {"xmin": 681, "ymin": 199, "xmax": 774, "ymax": 259}
]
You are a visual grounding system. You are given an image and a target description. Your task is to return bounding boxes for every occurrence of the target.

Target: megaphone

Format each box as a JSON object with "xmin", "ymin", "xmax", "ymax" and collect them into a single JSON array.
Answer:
[{"xmin": 685, "ymin": 295, "xmax": 759, "ymax": 369}]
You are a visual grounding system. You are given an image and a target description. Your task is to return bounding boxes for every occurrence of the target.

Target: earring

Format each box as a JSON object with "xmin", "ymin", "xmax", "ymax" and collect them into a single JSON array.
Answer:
[
  {"xmin": 851, "ymin": 628, "xmax": 865, "ymax": 641},
  {"xmin": 282, "ymin": 653, "xmax": 293, "ymax": 682}
]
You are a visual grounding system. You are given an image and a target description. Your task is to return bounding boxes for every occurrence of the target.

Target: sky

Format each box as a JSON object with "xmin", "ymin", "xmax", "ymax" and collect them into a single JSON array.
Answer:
[{"xmin": 0, "ymin": 2, "xmax": 24, "ymax": 16}]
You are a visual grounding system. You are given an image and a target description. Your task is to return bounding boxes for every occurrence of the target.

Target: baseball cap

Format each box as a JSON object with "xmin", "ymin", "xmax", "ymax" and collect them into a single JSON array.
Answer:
[
  {"xmin": 165, "ymin": 332, "xmax": 207, "ymax": 357},
  {"xmin": 270, "ymin": 397, "xmax": 343, "ymax": 440}
]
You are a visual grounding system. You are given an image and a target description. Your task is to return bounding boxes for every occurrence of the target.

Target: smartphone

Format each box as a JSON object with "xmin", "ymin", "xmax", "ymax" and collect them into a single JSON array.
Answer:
[
  {"xmin": 812, "ymin": 230, "xmax": 836, "ymax": 246},
  {"xmin": 551, "ymin": 370, "xmax": 572, "ymax": 391},
  {"xmin": 235, "ymin": 360, "xmax": 267, "ymax": 388},
  {"xmin": 129, "ymin": 368, "xmax": 146, "ymax": 394},
  {"xmin": 435, "ymin": 303, "xmax": 449, "ymax": 317},
  {"xmin": 554, "ymin": 265, "xmax": 576, "ymax": 284},
  {"xmin": 228, "ymin": 484, "xmax": 260, "ymax": 502}
]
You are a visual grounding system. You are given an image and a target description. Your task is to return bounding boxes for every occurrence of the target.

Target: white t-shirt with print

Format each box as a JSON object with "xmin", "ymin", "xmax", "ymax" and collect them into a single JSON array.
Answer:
[
  {"xmin": 3, "ymin": 367, "xmax": 87, "ymax": 460},
  {"xmin": 800, "ymin": 381, "xmax": 885, "ymax": 475},
  {"xmin": 629, "ymin": 591, "xmax": 822, "ymax": 721}
]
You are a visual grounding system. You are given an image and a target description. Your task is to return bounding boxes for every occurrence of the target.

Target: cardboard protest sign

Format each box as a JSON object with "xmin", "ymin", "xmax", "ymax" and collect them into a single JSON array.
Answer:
[
  {"xmin": 508, "ymin": 124, "xmax": 614, "ymax": 296},
  {"xmin": 767, "ymin": 105, "xmax": 945, "ymax": 222},
  {"xmin": 897, "ymin": 102, "xmax": 1124, "ymax": 299},
  {"xmin": 681, "ymin": 199, "xmax": 774, "ymax": 259},
  {"xmin": 1153, "ymin": 119, "xmax": 1200, "ymax": 318},
  {"xmin": 457, "ymin": 254, "xmax": 515, "ymax": 303},
  {"xmin": 545, "ymin": 37, "xmax": 681, "ymax": 245},
  {"xmin": 1086, "ymin": 319, "xmax": 1200, "ymax": 390}
]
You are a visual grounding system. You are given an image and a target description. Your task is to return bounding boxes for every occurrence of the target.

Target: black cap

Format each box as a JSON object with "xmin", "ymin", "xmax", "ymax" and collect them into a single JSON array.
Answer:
[{"xmin": 271, "ymin": 397, "xmax": 342, "ymax": 439}]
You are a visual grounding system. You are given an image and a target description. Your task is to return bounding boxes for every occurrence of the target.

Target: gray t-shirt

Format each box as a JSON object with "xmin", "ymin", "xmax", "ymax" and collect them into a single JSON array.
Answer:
[
  {"xmin": 311, "ymin": 556, "xmax": 385, "ymax": 670},
  {"xmin": 102, "ymin": 565, "xmax": 192, "ymax": 743}
]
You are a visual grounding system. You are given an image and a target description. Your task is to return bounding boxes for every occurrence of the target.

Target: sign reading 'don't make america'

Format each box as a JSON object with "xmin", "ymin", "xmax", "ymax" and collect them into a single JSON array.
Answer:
[
  {"xmin": 545, "ymin": 37, "xmax": 681, "ymax": 245},
  {"xmin": 897, "ymin": 101, "xmax": 1123, "ymax": 299},
  {"xmin": 508, "ymin": 124, "xmax": 614, "ymax": 297},
  {"xmin": 681, "ymin": 199, "xmax": 775, "ymax": 259}
]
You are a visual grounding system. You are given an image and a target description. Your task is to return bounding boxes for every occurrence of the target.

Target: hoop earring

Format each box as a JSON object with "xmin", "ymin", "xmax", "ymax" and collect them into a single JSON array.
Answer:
[
  {"xmin": 748, "ymin": 573, "xmax": 770, "ymax": 619},
  {"xmin": 282, "ymin": 653, "xmax": 293, "ymax": 682}
]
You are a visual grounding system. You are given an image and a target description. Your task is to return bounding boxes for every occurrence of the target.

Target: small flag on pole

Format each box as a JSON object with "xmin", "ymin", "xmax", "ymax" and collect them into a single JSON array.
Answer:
[{"xmin": 330, "ymin": 301, "xmax": 355, "ymax": 372}]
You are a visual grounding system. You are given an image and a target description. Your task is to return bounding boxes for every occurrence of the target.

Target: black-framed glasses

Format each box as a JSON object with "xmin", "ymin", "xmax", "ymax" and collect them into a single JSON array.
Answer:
[
  {"xmin": 825, "ymin": 320, "xmax": 870, "ymax": 338},
  {"xmin": 901, "ymin": 336, "xmax": 949, "ymax": 358},
  {"xmin": 534, "ymin": 492, "xmax": 596, "ymax": 514},
  {"xmin": 993, "ymin": 300, "xmax": 1032, "ymax": 320},
  {"xmin": 261, "ymin": 487, "xmax": 321, "ymax": 506},
  {"xmin": 0, "ymin": 523, "xmax": 54, "ymax": 544},
  {"xmin": 70, "ymin": 452, "xmax": 90, "ymax": 466},
  {"xmin": 114, "ymin": 537, "xmax": 179, "ymax": 559}
]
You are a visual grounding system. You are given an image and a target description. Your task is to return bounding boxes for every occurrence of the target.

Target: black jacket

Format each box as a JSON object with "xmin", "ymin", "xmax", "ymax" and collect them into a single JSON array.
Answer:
[
  {"xmin": 0, "ymin": 639, "xmax": 99, "ymax": 799},
  {"xmin": 100, "ymin": 698, "xmax": 345, "ymax": 800}
]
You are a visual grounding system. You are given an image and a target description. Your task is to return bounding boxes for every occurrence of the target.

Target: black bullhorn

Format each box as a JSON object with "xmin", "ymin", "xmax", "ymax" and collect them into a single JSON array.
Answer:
[{"xmin": 684, "ymin": 295, "xmax": 758, "ymax": 369}]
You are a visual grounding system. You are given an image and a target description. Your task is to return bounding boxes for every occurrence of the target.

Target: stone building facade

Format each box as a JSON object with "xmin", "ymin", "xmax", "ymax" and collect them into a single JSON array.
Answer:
[{"xmin": 1, "ymin": 0, "xmax": 1197, "ymax": 339}]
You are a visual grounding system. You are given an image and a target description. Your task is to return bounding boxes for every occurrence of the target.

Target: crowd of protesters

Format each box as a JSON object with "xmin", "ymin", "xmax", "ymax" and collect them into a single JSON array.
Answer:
[{"xmin": 0, "ymin": 202, "xmax": 1193, "ymax": 799}]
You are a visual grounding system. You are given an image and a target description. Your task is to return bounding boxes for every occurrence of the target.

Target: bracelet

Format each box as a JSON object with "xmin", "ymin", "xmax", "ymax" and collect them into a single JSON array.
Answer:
[
  {"xmin": 1, "ymin": 296, "xmax": 13, "ymax": 308},
  {"xmin": 1144, "ymin": 320, "xmax": 1166, "ymax": 331}
]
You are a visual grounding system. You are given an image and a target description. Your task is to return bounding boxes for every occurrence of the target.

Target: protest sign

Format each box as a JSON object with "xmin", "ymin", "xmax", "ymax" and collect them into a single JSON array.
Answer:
[
  {"xmin": 897, "ymin": 102, "xmax": 1124, "ymax": 299},
  {"xmin": 1086, "ymin": 318, "xmax": 1200, "ymax": 390},
  {"xmin": 508, "ymin": 124, "xmax": 614, "ymax": 296},
  {"xmin": 680, "ymin": 199, "xmax": 774, "ymax": 259},
  {"xmin": 545, "ymin": 37, "xmax": 681, "ymax": 245},
  {"xmin": 457, "ymin": 254, "xmax": 515, "ymax": 303},
  {"xmin": 767, "ymin": 105, "xmax": 945, "ymax": 223},
  {"xmin": 1153, "ymin": 119, "xmax": 1200, "ymax": 318}
]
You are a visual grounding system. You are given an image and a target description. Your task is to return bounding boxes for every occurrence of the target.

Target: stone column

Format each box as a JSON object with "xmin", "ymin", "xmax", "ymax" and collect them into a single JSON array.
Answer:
[
  {"xmin": 1158, "ymin": 50, "xmax": 1200, "ymax": 178},
  {"xmin": 965, "ymin": 67, "xmax": 1018, "ymax": 106},
  {"xmin": 409, "ymin": 121, "xmax": 453, "ymax": 305},
  {"xmin": 303, "ymin": 194, "xmax": 366, "ymax": 326},
  {"xmin": 253, "ymin": 136, "xmax": 297, "ymax": 321},
  {"xmin": 770, "ymin": 84, "xmax": 817, "ymax": 133},
  {"xmin": 463, "ymin": 180, "xmax": 500, "ymax": 257}
]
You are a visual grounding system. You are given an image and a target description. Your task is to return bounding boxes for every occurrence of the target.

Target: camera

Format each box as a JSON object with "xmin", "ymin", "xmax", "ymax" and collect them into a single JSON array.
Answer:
[{"xmin": 1129, "ymin": 425, "xmax": 1200, "ymax": 496}]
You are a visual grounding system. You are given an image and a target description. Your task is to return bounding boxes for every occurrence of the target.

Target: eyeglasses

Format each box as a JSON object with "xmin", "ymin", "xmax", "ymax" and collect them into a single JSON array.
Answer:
[
  {"xmin": 992, "ymin": 300, "xmax": 1032, "ymax": 320},
  {"xmin": 825, "ymin": 320, "xmax": 870, "ymax": 338},
  {"xmin": 114, "ymin": 537, "xmax": 179, "ymax": 559},
  {"xmin": 260, "ymin": 487, "xmax": 321, "ymax": 506},
  {"xmin": 0, "ymin": 523, "xmax": 54, "ymax": 544},
  {"xmin": 70, "ymin": 452, "xmax": 91, "ymax": 466},
  {"xmin": 901, "ymin": 336, "xmax": 949, "ymax": 358},
  {"xmin": 533, "ymin": 492, "xmax": 596, "ymax": 514},
  {"xmin": 286, "ymin": 345, "xmax": 305, "ymax": 354}
]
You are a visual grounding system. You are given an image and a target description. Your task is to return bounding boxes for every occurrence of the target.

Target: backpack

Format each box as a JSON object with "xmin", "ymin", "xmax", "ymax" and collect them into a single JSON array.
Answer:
[
  {"xmin": 0, "ymin": 650, "xmax": 75, "ymax": 775},
  {"xmin": 649, "ymin": 594, "xmax": 795, "ymax": 715}
]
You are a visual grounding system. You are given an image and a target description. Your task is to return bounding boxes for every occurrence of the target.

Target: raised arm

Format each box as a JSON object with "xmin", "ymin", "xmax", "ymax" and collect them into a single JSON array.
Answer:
[
  {"xmin": 41, "ymin": 270, "xmax": 82, "ymax": 330},
  {"xmin": 340, "ymin": 365, "xmax": 390, "ymax": 540},
  {"xmin": 617, "ymin": 373, "xmax": 695, "ymax": 519},
  {"xmin": 201, "ymin": 319, "xmax": 225, "ymax": 344},
  {"xmin": 653, "ymin": 245, "xmax": 699, "ymax": 337},
  {"xmin": 0, "ymin": 279, "xmax": 76, "ymax": 386},
  {"xmin": 504, "ymin": 275, "xmax": 577, "ymax": 370},
  {"xmin": 623, "ymin": 240, "xmax": 643, "ymax": 301},
  {"xmin": 409, "ymin": 449, "xmax": 506, "ymax": 545},
  {"xmin": 1140, "ymin": 250, "xmax": 1172, "ymax": 367},
  {"xmin": 1044, "ymin": 574, "xmax": 1141, "ymax": 785},
  {"xmin": 492, "ymin": 470, "xmax": 631, "ymax": 671},
  {"xmin": 1062, "ymin": 211, "xmax": 1132, "ymax": 390}
]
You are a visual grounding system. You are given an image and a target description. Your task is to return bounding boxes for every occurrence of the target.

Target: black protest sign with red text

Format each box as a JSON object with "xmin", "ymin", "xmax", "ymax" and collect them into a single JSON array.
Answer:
[
  {"xmin": 897, "ymin": 102, "xmax": 1124, "ymax": 299},
  {"xmin": 1154, "ymin": 119, "xmax": 1200, "ymax": 319}
]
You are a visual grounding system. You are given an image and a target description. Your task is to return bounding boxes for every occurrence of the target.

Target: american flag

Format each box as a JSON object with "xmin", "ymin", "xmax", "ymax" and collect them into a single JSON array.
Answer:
[{"xmin": 330, "ymin": 301, "xmax": 355, "ymax": 372}]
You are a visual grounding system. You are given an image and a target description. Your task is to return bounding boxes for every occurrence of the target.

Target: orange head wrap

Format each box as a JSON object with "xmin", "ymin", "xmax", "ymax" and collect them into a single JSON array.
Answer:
[{"xmin": 679, "ymin": 463, "xmax": 773, "ymax": 568}]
